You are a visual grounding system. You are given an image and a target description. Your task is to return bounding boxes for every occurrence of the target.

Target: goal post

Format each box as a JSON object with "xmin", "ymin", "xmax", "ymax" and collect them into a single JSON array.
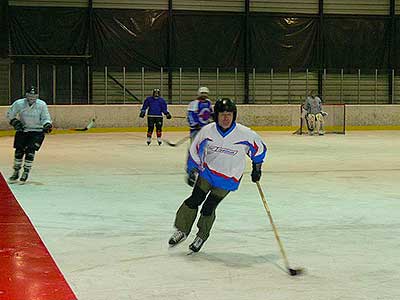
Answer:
[{"xmin": 294, "ymin": 104, "xmax": 346, "ymax": 135}]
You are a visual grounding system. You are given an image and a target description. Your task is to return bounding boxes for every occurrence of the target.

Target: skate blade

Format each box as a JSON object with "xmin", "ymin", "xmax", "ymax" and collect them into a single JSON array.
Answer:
[
  {"xmin": 168, "ymin": 242, "xmax": 184, "ymax": 249},
  {"xmin": 8, "ymin": 180, "xmax": 19, "ymax": 184}
]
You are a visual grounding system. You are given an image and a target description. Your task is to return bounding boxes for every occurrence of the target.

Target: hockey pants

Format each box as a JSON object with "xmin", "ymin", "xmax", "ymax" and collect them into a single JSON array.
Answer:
[{"xmin": 174, "ymin": 176, "xmax": 229, "ymax": 241}]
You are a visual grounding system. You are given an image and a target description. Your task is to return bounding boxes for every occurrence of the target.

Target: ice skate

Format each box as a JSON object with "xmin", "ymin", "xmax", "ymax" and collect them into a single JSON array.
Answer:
[
  {"xmin": 19, "ymin": 169, "xmax": 29, "ymax": 184},
  {"xmin": 188, "ymin": 236, "xmax": 205, "ymax": 253},
  {"xmin": 168, "ymin": 230, "xmax": 187, "ymax": 247},
  {"xmin": 157, "ymin": 138, "xmax": 162, "ymax": 146},
  {"xmin": 8, "ymin": 169, "xmax": 20, "ymax": 183},
  {"xmin": 146, "ymin": 137, "xmax": 151, "ymax": 146}
]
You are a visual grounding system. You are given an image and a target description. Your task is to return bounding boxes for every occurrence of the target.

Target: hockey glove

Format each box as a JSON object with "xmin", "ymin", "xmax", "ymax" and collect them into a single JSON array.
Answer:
[
  {"xmin": 186, "ymin": 168, "xmax": 199, "ymax": 187},
  {"xmin": 193, "ymin": 124, "xmax": 201, "ymax": 131},
  {"xmin": 166, "ymin": 112, "xmax": 172, "ymax": 119},
  {"xmin": 10, "ymin": 118, "xmax": 24, "ymax": 131},
  {"xmin": 139, "ymin": 111, "xmax": 145, "ymax": 118},
  {"xmin": 251, "ymin": 162, "xmax": 262, "ymax": 183},
  {"xmin": 43, "ymin": 122, "xmax": 53, "ymax": 134}
]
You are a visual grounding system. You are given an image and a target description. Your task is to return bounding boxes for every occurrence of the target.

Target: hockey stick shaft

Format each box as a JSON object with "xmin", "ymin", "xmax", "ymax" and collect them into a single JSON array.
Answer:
[
  {"xmin": 256, "ymin": 181, "xmax": 292, "ymax": 271},
  {"xmin": 163, "ymin": 135, "xmax": 190, "ymax": 147}
]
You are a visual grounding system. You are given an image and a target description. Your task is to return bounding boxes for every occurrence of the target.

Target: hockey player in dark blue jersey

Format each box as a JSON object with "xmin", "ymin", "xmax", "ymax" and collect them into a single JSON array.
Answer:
[
  {"xmin": 139, "ymin": 89, "xmax": 172, "ymax": 145},
  {"xmin": 187, "ymin": 87, "xmax": 213, "ymax": 142}
]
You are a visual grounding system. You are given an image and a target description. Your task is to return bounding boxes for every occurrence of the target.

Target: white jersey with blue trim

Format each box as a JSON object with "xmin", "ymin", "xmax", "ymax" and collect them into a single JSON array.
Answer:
[
  {"xmin": 187, "ymin": 99, "xmax": 213, "ymax": 130},
  {"xmin": 7, "ymin": 98, "xmax": 52, "ymax": 132},
  {"xmin": 187, "ymin": 122, "xmax": 267, "ymax": 191}
]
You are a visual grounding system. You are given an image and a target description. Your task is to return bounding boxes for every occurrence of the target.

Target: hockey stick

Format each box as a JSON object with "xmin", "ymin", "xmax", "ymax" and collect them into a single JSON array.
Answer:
[
  {"xmin": 163, "ymin": 135, "xmax": 190, "ymax": 147},
  {"xmin": 256, "ymin": 181, "xmax": 304, "ymax": 276},
  {"xmin": 71, "ymin": 118, "xmax": 96, "ymax": 131}
]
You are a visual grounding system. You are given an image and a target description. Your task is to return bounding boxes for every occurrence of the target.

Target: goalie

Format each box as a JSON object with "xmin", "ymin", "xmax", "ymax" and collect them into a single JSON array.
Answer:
[{"xmin": 303, "ymin": 91, "xmax": 327, "ymax": 136}]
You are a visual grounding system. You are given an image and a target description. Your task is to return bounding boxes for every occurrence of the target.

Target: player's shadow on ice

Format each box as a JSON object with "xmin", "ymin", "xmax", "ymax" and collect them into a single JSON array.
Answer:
[{"xmin": 187, "ymin": 251, "xmax": 280, "ymax": 269}]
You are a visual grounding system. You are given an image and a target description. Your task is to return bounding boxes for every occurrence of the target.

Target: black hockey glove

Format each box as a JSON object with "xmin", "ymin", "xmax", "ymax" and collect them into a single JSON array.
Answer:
[
  {"xmin": 43, "ymin": 122, "xmax": 53, "ymax": 134},
  {"xmin": 251, "ymin": 162, "xmax": 262, "ymax": 183},
  {"xmin": 139, "ymin": 111, "xmax": 145, "ymax": 118},
  {"xmin": 10, "ymin": 118, "xmax": 24, "ymax": 131},
  {"xmin": 193, "ymin": 124, "xmax": 201, "ymax": 131},
  {"xmin": 166, "ymin": 112, "xmax": 172, "ymax": 119},
  {"xmin": 186, "ymin": 169, "xmax": 199, "ymax": 187}
]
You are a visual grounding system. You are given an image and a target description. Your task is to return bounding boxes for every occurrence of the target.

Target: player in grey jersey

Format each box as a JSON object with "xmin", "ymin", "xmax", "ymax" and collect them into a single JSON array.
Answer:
[
  {"xmin": 303, "ymin": 91, "xmax": 326, "ymax": 135},
  {"xmin": 6, "ymin": 86, "xmax": 53, "ymax": 183}
]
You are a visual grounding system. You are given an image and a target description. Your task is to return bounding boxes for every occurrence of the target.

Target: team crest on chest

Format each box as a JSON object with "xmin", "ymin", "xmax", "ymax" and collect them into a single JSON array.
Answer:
[{"xmin": 208, "ymin": 145, "xmax": 238, "ymax": 156}]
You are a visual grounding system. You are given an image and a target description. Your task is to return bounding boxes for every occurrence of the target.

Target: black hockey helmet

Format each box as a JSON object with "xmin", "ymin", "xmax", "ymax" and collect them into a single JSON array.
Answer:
[
  {"xmin": 26, "ymin": 85, "xmax": 38, "ymax": 96},
  {"xmin": 25, "ymin": 85, "xmax": 38, "ymax": 104},
  {"xmin": 214, "ymin": 98, "xmax": 237, "ymax": 122},
  {"xmin": 153, "ymin": 88, "xmax": 160, "ymax": 97}
]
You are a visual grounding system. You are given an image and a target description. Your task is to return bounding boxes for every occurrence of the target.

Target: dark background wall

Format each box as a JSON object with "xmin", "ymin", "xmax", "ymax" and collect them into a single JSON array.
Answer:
[
  {"xmin": 5, "ymin": 4, "xmax": 397, "ymax": 70},
  {"xmin": 2, "ymin": 0, "xmax": 400, "ymax": 104}
]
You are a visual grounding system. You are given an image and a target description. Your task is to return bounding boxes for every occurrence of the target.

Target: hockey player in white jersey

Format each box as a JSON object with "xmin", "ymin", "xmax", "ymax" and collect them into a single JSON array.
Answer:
[
  {"xmin": 6, "ymin": 86, "xmax": 53, "ymax": 183},
  {"xmin": 187, "ymin": 86, "xmax": 213, "ymax": 142},
  {"xmin": 169, "ymin": 98, "xmax": 267, "ymax": 253},
  {"xmin": 303, "ymin": 90, "xmax": 326, "ymax": 135}
]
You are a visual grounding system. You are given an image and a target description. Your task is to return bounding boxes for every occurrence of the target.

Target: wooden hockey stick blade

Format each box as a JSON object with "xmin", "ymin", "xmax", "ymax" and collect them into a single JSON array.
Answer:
[
  {"xmin": 71, "ymin": 118, "xmax": 95, "ymax": 131},
  {"xmin": 71, "ymin": 128, "xmax": 88, "ymax": 131},
  {"xmin": 163, "ymin": 140, "xmax": 179, "ymax": 147},
  {"xmin": 288, "ymin": 267, "xmax": 305, "ymax": 276}
]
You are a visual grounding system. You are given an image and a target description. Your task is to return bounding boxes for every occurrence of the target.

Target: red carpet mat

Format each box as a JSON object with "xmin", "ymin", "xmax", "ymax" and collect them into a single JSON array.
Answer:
[{"xmin": 0, "ymin": 172, "xmax": 77, "ymax": 300}]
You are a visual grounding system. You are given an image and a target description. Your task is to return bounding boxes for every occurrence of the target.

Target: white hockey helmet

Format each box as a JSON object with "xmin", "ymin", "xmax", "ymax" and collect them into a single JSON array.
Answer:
[{"xmin": 197, "ymin": 86, "xmax": 210, "ymax": 97}]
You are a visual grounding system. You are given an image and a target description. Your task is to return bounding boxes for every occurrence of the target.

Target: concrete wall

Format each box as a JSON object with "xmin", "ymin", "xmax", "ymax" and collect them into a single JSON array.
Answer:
[{"xmin": 1, "ymin": 104, "xmax": 400, "ymax": 130}]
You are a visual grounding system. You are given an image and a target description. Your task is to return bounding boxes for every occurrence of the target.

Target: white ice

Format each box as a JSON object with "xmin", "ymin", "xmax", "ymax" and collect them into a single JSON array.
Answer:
[{"xmin": 1, "ymin": 131, "xmax": 400, "ymax": 300}]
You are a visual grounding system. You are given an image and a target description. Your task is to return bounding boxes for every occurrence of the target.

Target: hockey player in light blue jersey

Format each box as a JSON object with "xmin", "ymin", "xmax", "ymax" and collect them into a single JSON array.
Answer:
[
  {"xmin": 187, "ymin": 86, "xmax": 213, "ymax": 141},
  {"xmin": 6, "ymin": 86, "xmax": 53, "ymax": 183},
  {"xmin": 169, "ymin": 98, "xmax": 267, "ymax": 253}
]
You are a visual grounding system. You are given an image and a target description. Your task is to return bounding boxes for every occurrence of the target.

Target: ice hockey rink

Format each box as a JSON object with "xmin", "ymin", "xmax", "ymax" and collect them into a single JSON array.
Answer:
[{"xmin": 0, "ymin": 130, "xmax": 399, "ymax": 300}]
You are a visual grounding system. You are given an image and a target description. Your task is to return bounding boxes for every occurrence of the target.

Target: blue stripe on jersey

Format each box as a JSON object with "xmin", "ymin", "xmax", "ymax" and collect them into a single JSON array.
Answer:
[
  {"xmin": 187, "ymin": 155, "xmax": 199, "ymax": 173},
  {"xmin": 252, "ymin": 143, "xmax": 267, "ymax": 163},
  {"xmin": 197, "ymin": 137, "xmax": 211, "ymax": 162},
  {"xmin": 187, "ymin": 137, "xmax": 211, "ymax": 174},
  {"xmin": 188, "ymin": 110, "xmax": 200, "ymax": 127},
  {"xmin": 235, "ymin": 140, "xmax": 267, "ymax": 164},
  {"xmin": 216, "ymin": 122, "xmax": 236, "ymax": 138},
  {"xmin": 199, "ymin": 165, "xmax": 240, "ymax": 191}
]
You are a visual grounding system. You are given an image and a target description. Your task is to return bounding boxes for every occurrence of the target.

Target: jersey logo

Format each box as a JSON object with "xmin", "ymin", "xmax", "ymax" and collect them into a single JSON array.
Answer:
[
  {"xmin": 208, "ymin": 145, "xmax": 238, "ymax": 156},
  {"xmin": 198, "ymin": 107, "xmax": 212, "ymax": 124}
]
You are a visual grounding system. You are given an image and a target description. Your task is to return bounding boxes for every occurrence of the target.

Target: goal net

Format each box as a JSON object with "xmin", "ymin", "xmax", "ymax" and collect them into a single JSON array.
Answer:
[{"xmin": 293, "ymin": 104, "xmax": 346, "ymax": 135}]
